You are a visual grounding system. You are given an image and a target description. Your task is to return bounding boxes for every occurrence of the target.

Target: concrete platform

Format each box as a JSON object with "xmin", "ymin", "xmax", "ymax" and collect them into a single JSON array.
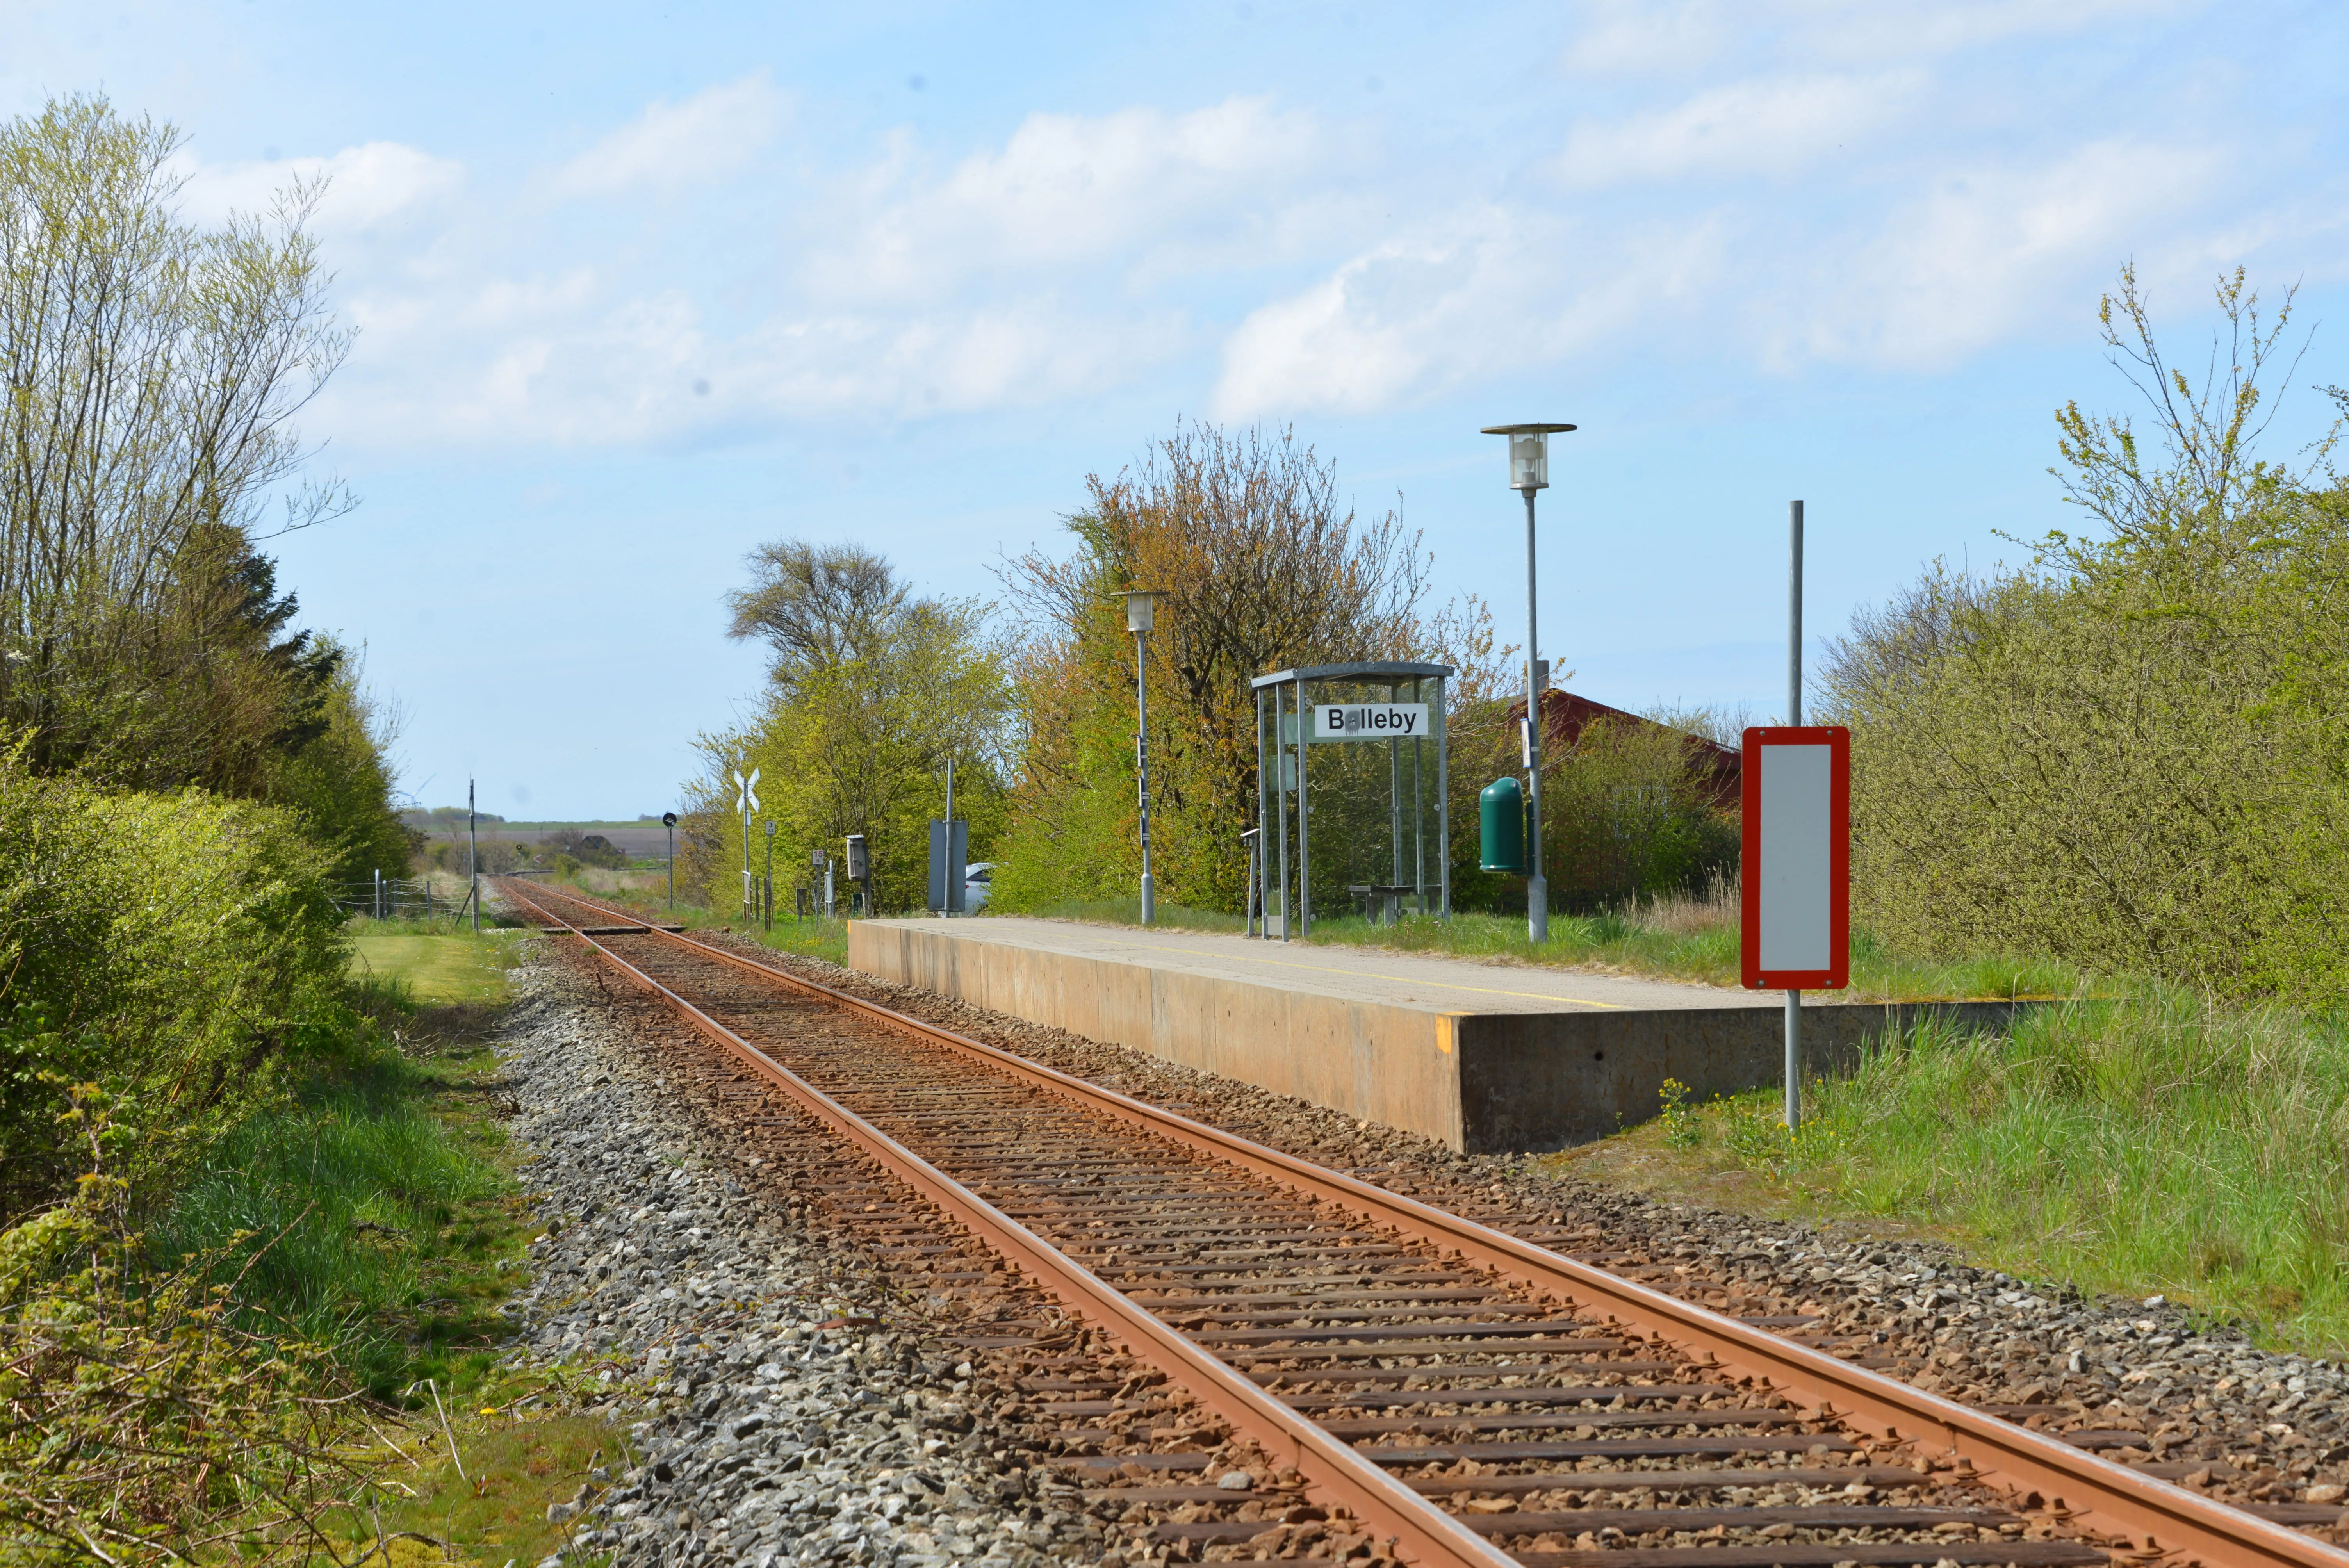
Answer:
[{"xmin": 848, "ymin": 918, "xmax": 2030, "ymax": 1153}]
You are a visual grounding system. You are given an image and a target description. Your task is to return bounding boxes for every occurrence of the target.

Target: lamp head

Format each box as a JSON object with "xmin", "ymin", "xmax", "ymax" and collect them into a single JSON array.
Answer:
[
  {"xmin": 1123, "ymin": 588, "xmax": 1168, "ymax": 633},
  {"xmin": 1481, "ymin": 422, "xmax": 1577, "ymax": 491}
]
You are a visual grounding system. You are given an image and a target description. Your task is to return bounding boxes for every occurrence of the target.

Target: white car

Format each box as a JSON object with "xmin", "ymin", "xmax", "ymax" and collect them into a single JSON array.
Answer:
[{"xmin": 962, "ymin": 862, "xmax": 993, "ymax": 912}]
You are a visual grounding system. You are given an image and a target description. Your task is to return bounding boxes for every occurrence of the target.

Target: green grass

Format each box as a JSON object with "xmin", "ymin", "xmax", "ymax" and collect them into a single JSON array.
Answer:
[
  {"xmin": 1303, "ymin": 910, "xmax": 2085, "ymax": 1002},
  {"xmin": 1021, "ymin": 896, "xmax": 1248, "ymax": 934},
  {"xmin": 151, "ymin": 946, "xmax": 536, "ymax": 1403},
  {"xmin": 1573, "ymin": 993, "xmax": 2349, "ymax": 1355},
  {"xmin": 349, "ymin": 923, "xmax": 524, "ymax": 1004},
  {"xmin": 1007, "ymin": 896, "xmax": 2085, "ymax": 1003},
  {"xmin": 43, "ymin": 926, "xmax": 623, "ymax": 1557}
]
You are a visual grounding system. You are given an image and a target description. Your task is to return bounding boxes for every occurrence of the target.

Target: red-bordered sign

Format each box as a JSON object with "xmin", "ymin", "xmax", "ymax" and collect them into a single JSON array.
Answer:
[{"xmin": 1740, "ymin": 726, "xmax": 1850, "ymax": 991}]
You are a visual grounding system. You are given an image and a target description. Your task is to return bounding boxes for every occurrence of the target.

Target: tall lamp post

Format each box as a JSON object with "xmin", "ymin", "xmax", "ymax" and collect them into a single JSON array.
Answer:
[
  {"xmin": 1480, "ymin": 422, "xmax": 1577, "ymax": 944},
  {"xmin": 1124, "ymin": 588, "xmax": 1167, "ymax": 925}
]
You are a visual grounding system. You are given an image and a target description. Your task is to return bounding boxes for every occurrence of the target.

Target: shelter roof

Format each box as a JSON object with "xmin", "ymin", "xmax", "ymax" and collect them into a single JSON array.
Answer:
[{"xmin": 1250, "ymin": 661, "xmax": 1454, "ymax": 689}]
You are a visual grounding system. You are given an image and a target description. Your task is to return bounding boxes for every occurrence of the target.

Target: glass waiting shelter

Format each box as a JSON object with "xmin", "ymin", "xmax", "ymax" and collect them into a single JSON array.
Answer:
[{"xmin": 1251, "ymin": 661, "xmax": 1453, "ymax": 939}]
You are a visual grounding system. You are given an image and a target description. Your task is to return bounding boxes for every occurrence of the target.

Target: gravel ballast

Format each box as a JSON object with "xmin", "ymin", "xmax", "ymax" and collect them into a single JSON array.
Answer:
[{"xmin": 492, "ymin": 953, "xmax": 1106, "ymax": 1568}]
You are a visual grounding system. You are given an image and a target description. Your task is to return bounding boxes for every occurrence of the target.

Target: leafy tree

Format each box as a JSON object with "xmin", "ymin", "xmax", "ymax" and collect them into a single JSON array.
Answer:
[
  {"xmin": 0, "ymin": 757, "xmax": 344, "ymax": 1220},
  {"xmin": 994, "ymin": 421, "xmax": 1509, "ymax": 914},
  {"xmin": 726, "ymin": 540, "xmax": 909, "ymax": 697},
  {"xmin": 1822, "ymin": 268, "xmax": 2349, "ymax": 993},
  {"xmin": 265, "ymin": 642, "xmax": 416, "ymax": 886},
  {"xmin": 0, "ymin": 94, "xmax": 354, "ymax": 791},
  {"xmin": 682, "ymin": 542, "xmax": 1013, "ymax": 914},
  {"xmin": 0, "ymin": 95, "xmax": 408, "ymax": 879}
]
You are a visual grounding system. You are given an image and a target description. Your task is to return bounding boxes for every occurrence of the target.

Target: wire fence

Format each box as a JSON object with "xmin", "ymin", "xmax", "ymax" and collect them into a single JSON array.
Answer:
[{"xmin": 329, "ymin": 875, "xmax": 455, "ymax": 921}]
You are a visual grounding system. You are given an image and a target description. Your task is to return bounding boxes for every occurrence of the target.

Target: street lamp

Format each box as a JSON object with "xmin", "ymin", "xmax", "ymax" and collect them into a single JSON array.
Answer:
[
  {"xmin": 1124, "ymin": 588, "xmax": 1168, "ymax": 925},
  {"xmin": 1480, "ymin": 421, "xmax": 1577, "ymax": 944}
]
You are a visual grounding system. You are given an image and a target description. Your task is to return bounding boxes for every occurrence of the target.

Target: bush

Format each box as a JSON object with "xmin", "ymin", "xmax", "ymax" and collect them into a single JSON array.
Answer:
[
  {"xmin": 543, "ymin": 828, "xmax": 627, "ymax": 870},
  {"xmin": 0, "ymin": 756, "xmax": 345, "ymax": 1221},
  {"xmin": 1823, "ymin": 271, "xmax": 2349, "ymax": 995},
  {"xmin": 1830, "ymin": 530, "xmax": 2349, "ymax": 994}
]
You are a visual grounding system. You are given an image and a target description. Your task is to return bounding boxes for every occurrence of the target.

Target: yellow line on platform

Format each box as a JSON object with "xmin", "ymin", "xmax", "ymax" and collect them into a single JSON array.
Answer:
[{"xmin": 1093, "ymin": 939, "xmax": 1633, "ymax": 1010}]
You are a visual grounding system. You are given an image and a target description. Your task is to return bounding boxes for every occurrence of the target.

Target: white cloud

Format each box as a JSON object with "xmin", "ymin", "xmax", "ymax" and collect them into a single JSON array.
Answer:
[
  {"xmin": 1556, "ymin": 73, "xmax": 1918, "ymax": 187},
  {"xmin": 1796, "ymin": 138, "xmax": 2228, "ymax": 367},
  {"xmin": 1211, "ymin": 132, "xmax": 2231, "ymax": 415},
  {"xmin": 1210, "ymin": 225, "xmax": 1506, "ymax": 417},
  {"xmin": 1564, "ymin": 1, "xmax": 1741, "ymax": 75},
  {"xmin": 342, "ymin": 268, "xmax": 598, "ymax": 344},
  {"xmin": 327, "ymin": 281, "xmax": 1201, "ymax": 452},
  {"xmin": 322, "ymin": 97, "xmax": 1334, "ymax": 449},
  {"xmin": 175, "ymin": 141, "xmax": 463, "ymax": 230},
  {"xmin": 1563, "ymin": 0, "xmax": 2203, "ymax": 75},
  {"xmin": 283, "ymin": 9, "xmax": 2306, "ymax": 458},
  {"xmin": 810, "ymin": 97, "xmax": 1342, "ymax": 301},
  {"xmin": 555, "ymin": 71, "xmax": 791, "ymax": 195},
  {"xmin": 1208, "ymin": 211, "xmax": 1733, "ymax": 417}
]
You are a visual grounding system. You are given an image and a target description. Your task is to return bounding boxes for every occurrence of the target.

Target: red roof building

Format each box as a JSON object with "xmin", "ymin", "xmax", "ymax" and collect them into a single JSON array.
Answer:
[{"xmin": 1501, "ymin": 688, "xmax": 1743, "ymax": 808}]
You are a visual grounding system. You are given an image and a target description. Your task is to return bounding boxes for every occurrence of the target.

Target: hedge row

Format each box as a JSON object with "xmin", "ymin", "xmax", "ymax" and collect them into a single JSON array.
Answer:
[{"xmin": 0, "ymin": 756, "xmax": 345, "ymax": 1221}]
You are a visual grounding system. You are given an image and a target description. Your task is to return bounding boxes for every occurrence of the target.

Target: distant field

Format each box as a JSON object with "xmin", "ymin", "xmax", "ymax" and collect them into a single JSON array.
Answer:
[{"xmin": 413, "ymin": 820, "xmax": 677, "ymax": 855}]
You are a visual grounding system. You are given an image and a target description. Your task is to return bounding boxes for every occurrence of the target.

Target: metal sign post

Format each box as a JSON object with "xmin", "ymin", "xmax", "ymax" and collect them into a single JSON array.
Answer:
[
  {"xmin": 1240, "ymin": 827, "xmax": 1262, "ymax": 936},
  {"xmin": 764, "ymin": 820, "xmax": 776, "ymax": 932},
  {"xmin": 467, "ymin": 780, "xmax": 478, "ymax": 934},
  {"xmin": 663, "ymin": 811, "xmax": 678, "ymax": 909},
  {"xmin": 1740, "ymin": 499, "xmax": 1850, "ymax": 1131},
  {"xmin": 843, "ymin": 833, "xmax": 870, "ymax": 918},
  {"xmin": 1786, "ymin": 500, "xmax": 1802, "ymax": 1127},
  {"xmin": 928, "ymin": 759, "xmax": 969, "ymax": 918},
  {"xmin": 927, "ymin": 818, "xmax": 970, "ymax": 915}
]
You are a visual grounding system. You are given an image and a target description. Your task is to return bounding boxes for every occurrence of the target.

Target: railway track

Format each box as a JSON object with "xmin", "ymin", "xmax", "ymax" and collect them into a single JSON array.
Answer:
[{"xmin": 495, "ymin": 878, "xmax": 2345, "ymax": 1568}]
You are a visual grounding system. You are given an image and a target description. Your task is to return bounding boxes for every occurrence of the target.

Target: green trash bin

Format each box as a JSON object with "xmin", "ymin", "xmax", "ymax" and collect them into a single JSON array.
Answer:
[{"xmin": 1479, "ymin": 777, "xmax": 1526, "ymax": 873}]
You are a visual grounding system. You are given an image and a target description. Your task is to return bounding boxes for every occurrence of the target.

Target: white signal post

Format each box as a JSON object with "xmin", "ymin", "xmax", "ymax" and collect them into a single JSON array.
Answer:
[{"xmin": 734, "ymin": 766, "xmax": 761, "ymax": 918}]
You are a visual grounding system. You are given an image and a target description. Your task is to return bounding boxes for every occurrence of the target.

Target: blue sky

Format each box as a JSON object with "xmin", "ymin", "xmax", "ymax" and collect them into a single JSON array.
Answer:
[{"xmin": 11, "ymin": 0, "xmax": 2347, "ymax": 818}]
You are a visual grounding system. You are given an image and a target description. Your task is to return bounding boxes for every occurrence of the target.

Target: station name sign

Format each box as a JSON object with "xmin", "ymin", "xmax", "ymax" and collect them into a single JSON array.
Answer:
[{"xmin": 1312, "ymin": 703, "xmax": 1431, "ymax": 741}]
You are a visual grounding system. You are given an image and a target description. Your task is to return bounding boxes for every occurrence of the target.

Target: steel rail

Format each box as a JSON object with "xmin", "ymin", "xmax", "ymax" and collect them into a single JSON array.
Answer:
[
  {"xmin": 497, "ymin": 879, "xmax": 1518, "ymax": 1568},
  {"xmin": 503, "ymin": 882, "xmax": 2346, "ymax": 1568}
]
